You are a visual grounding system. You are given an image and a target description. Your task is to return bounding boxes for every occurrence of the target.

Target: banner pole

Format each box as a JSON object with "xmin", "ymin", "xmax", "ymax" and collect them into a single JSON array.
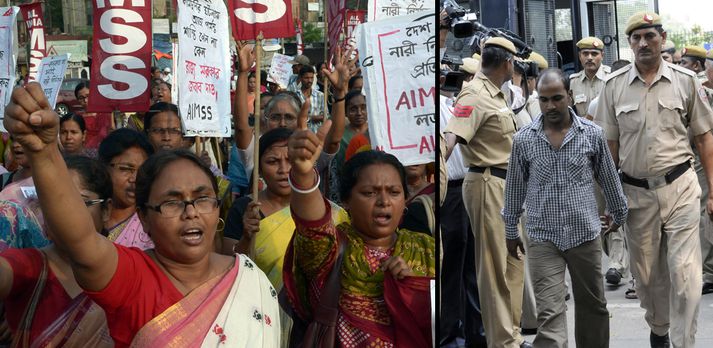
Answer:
[
  {"xmin": 249, "ymin": 32, "xmax": 264, "ymax": 259},
  {"xmin": 323, "ymin": 0, "xmax": 330, "ymax": 118}
]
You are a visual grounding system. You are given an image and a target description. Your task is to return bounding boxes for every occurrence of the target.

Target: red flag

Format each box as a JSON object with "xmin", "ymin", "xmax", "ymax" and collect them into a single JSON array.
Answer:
[
  {"xmin": 344, "ymin": 10, "xmax": 365, "ymax": 40},
  {"xmin": 19, "ymin": 3, "xmax": 46, "ymax": 82},
  {"xmin": 327, "ymin": 0, "xmax": 347, "ymax": 59},
  {"xmin": 88, "ymin": 0, "xmax": 152, "ymax": 113},
  {"xmin": 230, "ymin": 0, "xmax": 295, "ymax": 40}
]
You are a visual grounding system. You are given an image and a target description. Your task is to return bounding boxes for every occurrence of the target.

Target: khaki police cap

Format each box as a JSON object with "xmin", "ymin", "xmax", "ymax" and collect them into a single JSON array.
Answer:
[
  {"xmin": 460, "ymin": 58, "xmax": 481, "ymax": 75},
  {"xmin": 472, "ymin": 53, "xmax": 481, "ymax": 60},
  {"xmin": 625, "ymin": 11, "xmax": 662, "ymax": 35},
  {"xmin": 528, "ymin": 52, "xmax": 548, "ymax": 70},
  {"xmin": 576, "ymin": 37, "xmax": 604, "ymax": 50},
  {"xmin": 483, "ymin": 37, "xmax": 518, "ymax": 55},
  {"xmin": 662, "ymin": 40, "xmax": 675, "ymax": 52},
  {"xmin": 682, "ymin": 45, "xmax": 707, "ymax": 59}
]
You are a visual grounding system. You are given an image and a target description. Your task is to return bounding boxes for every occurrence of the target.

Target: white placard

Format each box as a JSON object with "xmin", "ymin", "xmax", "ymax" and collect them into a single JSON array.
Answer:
[
  {"xmin": 357, "ymin": 12, "xmax": 436, "ymax": 166},
  {"xmin": 177, "ymin": 0, "xmax": 231, "ymax": 137},
  {"xmin": 368, "ymin": 0, "xmax": 431, "ymax": 22},
  {"xmin": 0, "ymin": 7, "xmax": 19, "ymax": 133},
  {"xmin": 37, "ymin": 53, "xmax": 69, "ymax": 109},
  {"xmin": 267, "ymin": 53, "xmax": 292, "ymax": 89}
]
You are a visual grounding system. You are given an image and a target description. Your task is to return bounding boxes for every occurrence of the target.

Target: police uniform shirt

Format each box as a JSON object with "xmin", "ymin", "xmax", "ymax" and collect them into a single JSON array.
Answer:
[
  {"xmin": 570, "ymin": 64, "xmax": 610, "ymax": 117},
  {"xmin": 594, "ymin": 61, "xmax": 713, "ymax": 178},
  {"xmin": 444, "ymin": 71, "xmax": 517, "ymax": 170}
]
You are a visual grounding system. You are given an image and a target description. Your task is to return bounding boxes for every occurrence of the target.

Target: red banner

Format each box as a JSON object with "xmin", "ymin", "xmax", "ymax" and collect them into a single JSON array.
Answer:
[
  {"xmin": 20, "ymin": 3, "xmax": 46, "ymax": 82},
  {"xmin": 230, "ymin": 0, "xmax": 295, "ymax": 40},
  {"xmin": 344, "ymin": 10, "xmax": 365, "ymax": 40},
  {"xmin": 88, "ymin": 0, "xmax": 152, "ymax": 113},
  {"xmin": 327, "ymin": 0, "xmax": 347, "ymax": 58}
]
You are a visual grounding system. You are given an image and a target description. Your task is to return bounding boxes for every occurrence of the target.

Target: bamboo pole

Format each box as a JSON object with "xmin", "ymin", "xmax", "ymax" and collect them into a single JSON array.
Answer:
[
  {"xmin": 249, "ymin": 33, "xmax": 264, "ymax": 259},
  {"xmin": 323, "ymin": 0, "xmax": 330, "ymax": 118}
]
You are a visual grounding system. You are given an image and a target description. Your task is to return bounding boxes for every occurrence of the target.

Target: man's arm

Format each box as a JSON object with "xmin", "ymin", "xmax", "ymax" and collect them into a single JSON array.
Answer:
[
  {"xmin": 444, "ymin": 132, "xmax": 458, "ymax": 160},
  {"xmin": 607, "ymin": 140, "xmax": 619, "ymax": 168},
  {"xmin": 595, "ymin": 131, "xmax": 627, "ymax": 227},
  {"xmin": 234, "ymin": 43, "xmax": 254, "ymax": 150},
  {"xmin": 502, "ymin": 137, "xmax": 528, "ymax": 258},
  {"xmin": 695, "ymin": 131, "xmax": 713, "ymax": 215}
]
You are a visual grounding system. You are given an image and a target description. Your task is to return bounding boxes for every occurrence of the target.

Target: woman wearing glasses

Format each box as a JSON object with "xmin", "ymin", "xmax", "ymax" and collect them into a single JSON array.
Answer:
[
  {"xmin": 98, "ymin": 128, "xmax": 155, "ymax": 250},
  {"xmin": 0, "ymin": 156, "xmax": 113, "ymax": 347},
  {"xmin": 3, "ymin": 84, "xmax": 280, "ymax": 346}
]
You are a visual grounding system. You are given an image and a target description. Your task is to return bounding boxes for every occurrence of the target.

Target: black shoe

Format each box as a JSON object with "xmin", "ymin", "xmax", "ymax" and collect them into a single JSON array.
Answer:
[
  {"xmin": 520, "ymin": 341, "xmax": 533, "ymax": 348},
  {"xmin": 650, "ymin": 331, "xmax": 670, "ymax": 348},
  {"xmin": 606, "ymin": 268, "xmax": 622, "ymax": 285},
  {"xmin": 521, "ymin": 327, "xmax": 537, "ymax": 335},
  {"xmin": 703, "ymin": 282, "xmax": 713, "ymax": 295}
]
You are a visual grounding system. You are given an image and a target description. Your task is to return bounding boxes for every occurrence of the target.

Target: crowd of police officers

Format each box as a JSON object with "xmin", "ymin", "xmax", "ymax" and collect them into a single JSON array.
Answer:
[{"xmin": 440, "ymin": 9, "xmax": 713, "ymax": 348}]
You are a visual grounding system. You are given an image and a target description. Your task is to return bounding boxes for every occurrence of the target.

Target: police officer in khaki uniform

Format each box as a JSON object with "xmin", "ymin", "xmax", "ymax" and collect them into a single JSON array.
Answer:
[
  {"xmin": 594, "ymin": 12, "xmax": 713, "ymax": 348},
  {"xmin": 661, "ymin": 40, "xmax": 676, "ymax": 63},
  {"xmin": 524, "ymin": 52, "xmax": 548, "ymax": 118},
  {"xmin": 570, "ymin": 37, "xmax": 610, "ymax": 118},
  {"xmin": 444, "ymin": 37, "xmax": 529, "ymax": 348},
  {"xmin": 678, "ymin": 45, "xmax": 713, "ymax": 296}
]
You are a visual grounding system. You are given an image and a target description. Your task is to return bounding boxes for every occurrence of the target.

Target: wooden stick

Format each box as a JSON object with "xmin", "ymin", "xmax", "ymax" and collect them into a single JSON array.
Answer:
[
  {"xmin": 252, "ymin": 32, "xmax": 264, "ymax": 202},
  {"xmin": 213, "ymin": 137, "xmax": 223, "ymax": 173},
  {"xmin": 323, "ymin": 0, "xmax": 330, "ymax": 119},
  {"xmin": 248, "ymin": 33, "xmax": 264, "ymax": 259}
]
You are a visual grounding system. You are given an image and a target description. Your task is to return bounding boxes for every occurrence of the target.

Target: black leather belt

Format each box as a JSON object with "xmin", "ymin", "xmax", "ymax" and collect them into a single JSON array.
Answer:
[
  {"xmin": 448, "ymin": 178, "xmax": 464, "ymax": 187},
  {"xmin": 469, "ymin": 166, "xmax": 507, "ymax": 180},
  {"xmin": 621, "ymin": 161, "xmax": 691, "ymax": 189}
]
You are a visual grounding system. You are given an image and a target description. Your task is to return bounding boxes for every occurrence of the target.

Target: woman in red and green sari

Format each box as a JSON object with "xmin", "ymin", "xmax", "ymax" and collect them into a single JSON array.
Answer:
[
  {"xmin": 0, "ymin": 156, "xmax": 113, "ymax": 347},
  {"xmin": 4, "ymin": 84, "xmax": 280, "ymax": 347},
  {"xmin": 285, "ymin": 113, "xmax": 436, "ymax": 348}
]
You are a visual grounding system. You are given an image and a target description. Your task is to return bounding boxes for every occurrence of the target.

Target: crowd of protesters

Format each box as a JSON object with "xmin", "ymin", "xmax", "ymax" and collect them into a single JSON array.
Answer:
[{"xmin": 0, "ymin": 32, "xmax": 436, "ymax": 346}]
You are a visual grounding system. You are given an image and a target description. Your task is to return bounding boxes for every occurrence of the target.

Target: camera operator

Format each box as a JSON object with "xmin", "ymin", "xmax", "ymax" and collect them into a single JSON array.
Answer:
[{"xmin": 444, "ymin": 37, "xmax": 531, "ymax": 348}]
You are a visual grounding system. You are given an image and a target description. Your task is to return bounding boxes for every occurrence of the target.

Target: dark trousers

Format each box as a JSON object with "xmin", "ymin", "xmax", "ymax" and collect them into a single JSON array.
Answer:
[{"xmin": 440, "ymin": 180, "xmax": 486, "ymax": 347}]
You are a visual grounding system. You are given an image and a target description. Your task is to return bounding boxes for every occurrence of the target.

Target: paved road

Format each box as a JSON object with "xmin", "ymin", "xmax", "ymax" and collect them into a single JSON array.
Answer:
[{"xmin": 522, "ymin": 271, "xmax": 713, "ymax": 347}]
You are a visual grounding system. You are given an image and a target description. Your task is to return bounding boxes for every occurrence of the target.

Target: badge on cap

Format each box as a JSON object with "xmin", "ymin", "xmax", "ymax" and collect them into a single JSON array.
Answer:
[
  {"xmin": 644, "ymin": 14, "xmax": 653, "ymax": 23},
  {"xmin": 682, "ymin": 48, "xmax": 688, "ymax": 55},
  {"xmin": 592, "ymin": 41, "xmax": 599, "ymax": 48}
]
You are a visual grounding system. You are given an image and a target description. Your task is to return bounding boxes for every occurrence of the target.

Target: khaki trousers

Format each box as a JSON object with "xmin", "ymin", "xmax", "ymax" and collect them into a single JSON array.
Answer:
[
  {"xmin": 596, "ymin": 184, "xmax": 629, "ymax": 276},
  {"xmin": 463, "ymin": 170, "xmax": 525, "ymax": 348},
  {"xmin": 624, "ymin": 169, "xmax": 702, "ymax": 348},
  {"xmin": 520, "ymin": 215, "xmax": 538, "ymax": 330},
  {"xmin": 529, "ymin": 238, "xmax": 609, "ymax": 348},
  {"xmin": 695, "ymin": 158, "xmax": 713, "ymax": 283}
]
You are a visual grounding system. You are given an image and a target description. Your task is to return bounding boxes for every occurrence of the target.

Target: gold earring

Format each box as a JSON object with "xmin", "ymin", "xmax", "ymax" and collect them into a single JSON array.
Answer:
[{"xmin": 217, "ymin": 218, "xmax": 225, "ymax": 232}]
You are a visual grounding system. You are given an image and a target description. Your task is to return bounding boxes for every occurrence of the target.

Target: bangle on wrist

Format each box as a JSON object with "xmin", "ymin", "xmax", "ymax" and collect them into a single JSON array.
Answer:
[
  {"xmin": 333, "ymin": 95, "xmax": 346, "ymax": 102},
  {"xmin": 288, "ymin": 168, "xmax": 320, "ymax": 194}
]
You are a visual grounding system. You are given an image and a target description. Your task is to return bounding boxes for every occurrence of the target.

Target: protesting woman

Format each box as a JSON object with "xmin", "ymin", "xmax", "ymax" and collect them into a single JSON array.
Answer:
[
  {"xmin": 0, "ymin": 156, "xmax": 113, "ymax": 347},
  {"xmin": 283, "ymin": 111, "xmax": 436, "ymax": 346},
  {"xmin": 99, "ymin": 128, "xmax": 155, "ymax": 250},
  {"xmin": 59, "ymin": 113, "xmax": 94, "ymax": 157},
  {"xmin": 3, "ymin": 83, "xmax": 280, "ymax": 347}
]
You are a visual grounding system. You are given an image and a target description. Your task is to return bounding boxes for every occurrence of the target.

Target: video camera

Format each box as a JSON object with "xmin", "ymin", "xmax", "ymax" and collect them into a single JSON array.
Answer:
[{"xmin": 441, "ymin": 0, "xmax": 532, "ymax": 60}]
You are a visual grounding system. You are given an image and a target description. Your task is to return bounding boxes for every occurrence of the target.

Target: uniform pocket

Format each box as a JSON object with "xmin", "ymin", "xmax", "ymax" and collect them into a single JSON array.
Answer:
[
  {"xmin": 614, "ymin": 103, "xmax": 641, "ymax": 133},
  {"xmin": 658, "ymin": 98, "xmax": 684, "ymax": 130},
  {"xmin": 498, "ymin": 112, "xmax": 517, "ymax": 135}
]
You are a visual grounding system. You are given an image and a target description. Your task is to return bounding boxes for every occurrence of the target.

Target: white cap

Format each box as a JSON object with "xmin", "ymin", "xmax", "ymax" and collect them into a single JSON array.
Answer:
[{"xmin": 163, "ymin": 67, "xmax": 171, "ymax": 73}]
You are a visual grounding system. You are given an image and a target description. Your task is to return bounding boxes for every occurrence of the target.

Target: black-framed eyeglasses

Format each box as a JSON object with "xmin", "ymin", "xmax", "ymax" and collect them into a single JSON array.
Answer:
[
  {"xmin": 144, "ymin": 197, "xmax": 221, "ymax": 218},
  {"xmin": 84, "ymin": 198, "xmax": 105, "ymax": 207},
  {"xmin": 148, "ymin": 128, "xmax": 182, "ymax": 136}
]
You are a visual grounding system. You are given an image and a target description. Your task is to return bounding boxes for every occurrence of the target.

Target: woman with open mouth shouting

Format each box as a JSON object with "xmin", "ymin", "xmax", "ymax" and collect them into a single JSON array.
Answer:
[{"xmin": 3, "ymin": 82, "xmax": 280, "ymax": 347}]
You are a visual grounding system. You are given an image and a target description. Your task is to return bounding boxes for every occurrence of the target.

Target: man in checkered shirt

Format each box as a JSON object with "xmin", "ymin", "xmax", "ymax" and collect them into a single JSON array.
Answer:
[{"xmin": 502, "ymin": 69, "xmax": 627, "ymax": 348}]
